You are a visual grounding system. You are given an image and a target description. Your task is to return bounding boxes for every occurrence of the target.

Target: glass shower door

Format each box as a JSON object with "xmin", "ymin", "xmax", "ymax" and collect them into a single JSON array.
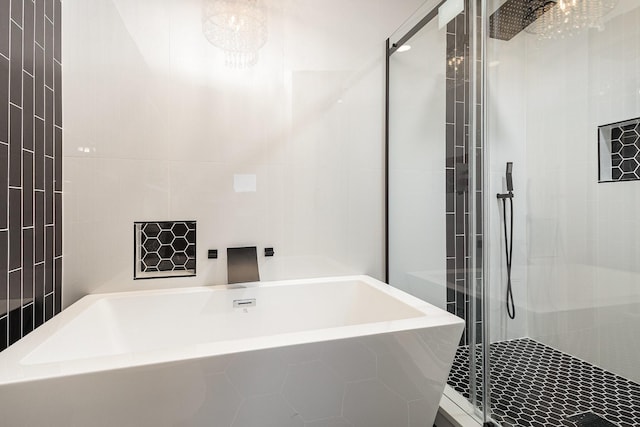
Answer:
[
  {"xmin": 387, "ymin": 0, "xmax": 487, "ymax": 423},
  {"xmin": 485, "ymin": 0, "xmax": 640, "ymax": 425}
]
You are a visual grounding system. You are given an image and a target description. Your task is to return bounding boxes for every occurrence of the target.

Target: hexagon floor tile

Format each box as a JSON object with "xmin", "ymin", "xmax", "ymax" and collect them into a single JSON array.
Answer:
[{"xmin": 447, "ymin": 338, "xmax": 640, "ymax": 427}]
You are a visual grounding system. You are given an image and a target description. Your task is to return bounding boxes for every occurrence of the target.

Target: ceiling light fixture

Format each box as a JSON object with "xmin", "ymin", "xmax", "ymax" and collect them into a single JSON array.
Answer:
[
  {"xmin": 202, "ymin": 0, "xmax": 268, "ymax": 68},
  {"xmin": 526, "ymin": 0, "xmax": 618, "ymax": 39}
]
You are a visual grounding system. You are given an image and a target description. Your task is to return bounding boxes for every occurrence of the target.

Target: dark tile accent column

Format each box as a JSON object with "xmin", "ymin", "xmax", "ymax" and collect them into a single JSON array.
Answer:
[
  {"xmin": 445, "ymin": 0, "xmax": 482, "ymax": 346},
  {"xmin": 0, "ymin": 0, "xmax": 62, "ymax": 352}
]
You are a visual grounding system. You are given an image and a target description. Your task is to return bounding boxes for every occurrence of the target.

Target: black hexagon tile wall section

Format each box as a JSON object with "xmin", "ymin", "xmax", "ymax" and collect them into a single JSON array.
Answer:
[
  {"xmin": 601, "ymin": 118, "xmax": 640, "ymax": 182},
  {"xmin": 448, "ymin": 338, "xmax": 640, "ymax": 427},
  {"xmin": 134, "ymin": 221, "xmax": 196, "ymax": 279}
]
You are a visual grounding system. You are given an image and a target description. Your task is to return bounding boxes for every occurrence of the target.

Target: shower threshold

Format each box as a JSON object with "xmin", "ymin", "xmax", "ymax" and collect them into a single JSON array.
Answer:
[{"xmin": 447, "ymin": 338, "xmax": 640, "ymax": 427}]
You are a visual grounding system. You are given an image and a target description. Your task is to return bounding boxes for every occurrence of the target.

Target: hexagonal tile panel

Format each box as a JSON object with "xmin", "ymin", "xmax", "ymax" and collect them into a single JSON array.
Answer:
[
  {"xmin": 134, "ymin": 221, "xmax": 196, "ymax": 279},
  {"xmin": 447, "ymin": 338, "xmax": 640, "ymax": 427},
  {"xmin": 600, "ymin": 118, "xmax": 640, "ymax": 182}
]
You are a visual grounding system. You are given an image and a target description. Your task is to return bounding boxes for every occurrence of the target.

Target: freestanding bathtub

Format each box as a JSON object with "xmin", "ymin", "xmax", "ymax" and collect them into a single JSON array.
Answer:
[{"xmin": 0, "ymin": 275, "xmax": 464, "ymax": 427}]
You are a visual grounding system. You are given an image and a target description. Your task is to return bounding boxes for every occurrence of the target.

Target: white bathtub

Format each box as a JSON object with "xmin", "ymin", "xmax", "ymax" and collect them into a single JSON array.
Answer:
[{"xmin": 0, "ymin": 275, "xmax": 464, "ymax": 427}]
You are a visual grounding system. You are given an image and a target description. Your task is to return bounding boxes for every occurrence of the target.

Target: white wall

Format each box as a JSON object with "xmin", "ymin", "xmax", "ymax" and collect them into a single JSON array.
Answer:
[
  {"xmin": 487, "ymin": 0, "xmax": 640, "ymax": 381},
  {"xmin": 62, "ymin": 0, "xmax": 426, "ymax": 306}
]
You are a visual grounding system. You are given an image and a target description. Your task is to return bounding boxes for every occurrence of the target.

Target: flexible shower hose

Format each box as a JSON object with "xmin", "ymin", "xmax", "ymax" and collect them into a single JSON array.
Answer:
[{"xmin": 501, "ymin": 196, "xmax": 515, "ymax": 319}]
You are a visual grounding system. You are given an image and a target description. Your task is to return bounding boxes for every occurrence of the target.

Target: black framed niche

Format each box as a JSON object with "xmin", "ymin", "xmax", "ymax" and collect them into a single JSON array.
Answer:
[
  {"xmin": 598, "ymin": 117, "xmax": 640, "ymax": 182},
  {"xmin": 134, "ymin": 221, "xmax": 196, "ymax": 279}
]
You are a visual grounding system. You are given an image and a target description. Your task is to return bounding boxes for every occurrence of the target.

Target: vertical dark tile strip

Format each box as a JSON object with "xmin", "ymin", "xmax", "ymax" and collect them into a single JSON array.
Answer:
[
  {"xmin": 446, "ymin": 168, "xmax": 454, "ymax": 195},
  {"xmin": 34, "ymin": 0, "xmax": 43, "ymax": 47},
  {"xmin": 455, "ymin": 102, "xmax": 464, "ymax": 146},
  {"xmin": 456, "ymin": 235, "xmax": 465, "ymax": 270},
  {"xmin": 8, "ymin": 188, "xmax": 21, "ymax": 270},
  {"xmin": 10, "ymin": 0, "xmax": 23, "ymax": 25},
  {"xmin": 9, "ymin": 21, "xmax": 22, "ymax": 107},
  {"xmin": 21, "ymin": 302, "xmax": 33, "ymax": 336},
  {"xmin": 455, "ymin": 79, "xmax": 464, "ymax": 103},
  {"xmin": 446, "ymin": 258, "xmax": 456, "ymax": 302},
  {"xmin": 22, "ymin": 227, "xmax": 33, "ymax": 300},
  {"xmin": 53, "ymin": 63, "xmax": 60, "ymax": 127},
  {"xmin": 446, "ymin": 124, "xmax": 455, "ymax": 168},
  {"xmin": 7, "ymin": 269, "xmax": 20, "ymax": 344},
  {"xmin": 22, "ymin": 72, "xmax": 32, "ymax": 151},
  {"xmin": 0, "ymin": 143, "xmax": 6, "ymax": 229},
  {"xmin": 446, "ymin": 8, "xmax": 476, "ymax": 345},
  {"xmin": 446, "ymin": 213, "xmax": 455, "ymax": 257},
  {"xmin": 0, "ymin": 230, "xmax": 7, "ymax": 309},
  {"xmin": 44, "ymin": 225, "xmax": 52, "ymax": 293},
  {"xmin": 53, "ymin": 0, "xmax": 60, "ymax": 62},
  {"xmin": 22, "ymin": 150, "xmax": 32, "ymax": 226},
  {"xmin": 54, "ymin": 125, "xmax": 60, "ymax": 190},
  {"xmin": 54, "ymin": 256, "xmax": 60, "ymax": 313},
  {"xmin": 34, "ymin": 262, "xmax": 43, "ymax": 327},
  {"xmin": 8, "ymin": 306, "xmax": 20, "ymax": 344},
  {"xmin": 9, "ymin": 103, "xmax": 20, "ymax": 186},
  {"xmin": 447, "ymin": 302, "xmax": 455, "ymax": 316},
  {"xmin": 456, "ymin": 288, "xmax": 465, "ymax": 317},
  {"xmin": 44, "ymin": 0, "xmax": 53, "ymax": 20},
  {"xmin": 0, "ymin": 0, "xmax": 9, "ymax": 57},
  {"xmin": 456, "ymin": 192, "xmax": 465, "ymax": 234},
  {"xmin": 44, "ymin": 18, "xmax": 52, "ymax": 88},
  {"xmin": 0, "ymin": 0, "xmax": 61, "ymax": 351},
  {"xmin": 44, "ymin": 87, "xmax": 52, "ymax": 155},
  {"xmin": 33, "ymin": 44, "xmax": 42, "ymax": 117},
  {"xmin": 446, "ymin": 191, "xmax": 454, "ymax": 215},
  {"xmin": 0, "ymin": 56, "xmax": 8, "ymax": 143},
  {"xmin": 44, "ymin": 291, "xmax": 52, "ymax": 321},
  {"xmin": 34, "ymin": 190, "xmax": 43, "ymax": 262},
  {"xmin": 54, "ymin": 192, "xmax": 60, "ymax": 256},
  {"xmin": 0, "ymin": 316, "xmax": 6, "ymax": 351},
  {"xmin": 446, "ymin": 80, "xmax": 455, "ymax": 122},
  {"xmin": 34, "ymin": 115, "xmax": 42, "ymax": 188},
  {"xmin": 45, "ymin": 156, "xmax": 52, "ymax": 224},
  {"xmin": 23, "ymin": 0, "xmax": 34, "ymax": 75}
]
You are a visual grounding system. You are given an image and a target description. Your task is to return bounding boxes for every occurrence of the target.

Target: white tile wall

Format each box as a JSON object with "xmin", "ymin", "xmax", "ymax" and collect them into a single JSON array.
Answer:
[{"xmin": 62, "ymin": 0, "xmax": 427, "ymax": 305}]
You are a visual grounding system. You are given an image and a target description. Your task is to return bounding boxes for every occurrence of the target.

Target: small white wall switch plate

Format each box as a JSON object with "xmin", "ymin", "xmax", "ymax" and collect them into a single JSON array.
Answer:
[{"xmin": 234, "ymin": 174, "xmax": 257, "ymax": 192}]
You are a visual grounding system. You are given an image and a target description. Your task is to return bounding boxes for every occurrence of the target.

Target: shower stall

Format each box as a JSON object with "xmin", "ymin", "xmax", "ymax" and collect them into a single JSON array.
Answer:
[{"xmin": 386, "ymin": 0, "xmax": 640, "ymax": 425}]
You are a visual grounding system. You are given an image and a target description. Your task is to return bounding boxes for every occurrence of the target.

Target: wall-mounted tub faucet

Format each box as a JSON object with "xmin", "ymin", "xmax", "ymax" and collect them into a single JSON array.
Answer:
[{"xmin": 227, "ymin": 246, "xmax": 260, "ymax": 284}]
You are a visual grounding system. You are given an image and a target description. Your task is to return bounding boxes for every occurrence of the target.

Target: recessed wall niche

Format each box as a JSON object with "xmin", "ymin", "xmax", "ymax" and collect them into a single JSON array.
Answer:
[
  {"xmin": 134, "ymin": 221, "xmax": 196, "ymax": 279},
  {"xmin": 598, "ymin": 118, "xmax": 640, "ymax": 182}
]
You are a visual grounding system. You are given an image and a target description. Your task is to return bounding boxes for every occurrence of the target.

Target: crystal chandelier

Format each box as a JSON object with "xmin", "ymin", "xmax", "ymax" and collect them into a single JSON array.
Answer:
[
  {"xmin": 526, "ymin": 0, "xmax": 618, "ymax": 39},
  {"xmin": 202, "ymin": 0, "xmax": 268, "ymax": 68}
]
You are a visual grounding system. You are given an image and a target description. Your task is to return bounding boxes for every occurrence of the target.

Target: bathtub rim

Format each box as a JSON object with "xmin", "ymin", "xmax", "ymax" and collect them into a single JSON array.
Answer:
[{"xmin": 0, "ymin": 275, "xmax": 464, "ymax": 386}]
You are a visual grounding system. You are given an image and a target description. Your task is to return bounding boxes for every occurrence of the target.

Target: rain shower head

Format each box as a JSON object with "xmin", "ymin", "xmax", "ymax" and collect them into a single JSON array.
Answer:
[{"xmin": 489, "ymin": 0, "xmax": 557, "ymax": 41}]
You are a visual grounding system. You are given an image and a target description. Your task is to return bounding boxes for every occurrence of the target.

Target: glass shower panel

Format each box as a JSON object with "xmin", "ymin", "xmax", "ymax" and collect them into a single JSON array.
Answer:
[
  {"xmin": 387, "ymin": 0, "xmax": 487, "ymax": 423},
  {"xmin": 486, "ymin": 0, "xmax": 640, "ymax": 425},
  {"xmin": 388, "ymin": 9, "xmax": 447, "ymax": 312}
]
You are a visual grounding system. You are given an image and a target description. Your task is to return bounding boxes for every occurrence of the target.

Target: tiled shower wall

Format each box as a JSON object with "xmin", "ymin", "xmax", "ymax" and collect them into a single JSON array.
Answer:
[
  {"xmin": 0, "ymin": 0, "xmax": 62, "ymax": 351},
  {"xmin": 445, "ymin": 0, "xmax": 482, "ymax": 345}
]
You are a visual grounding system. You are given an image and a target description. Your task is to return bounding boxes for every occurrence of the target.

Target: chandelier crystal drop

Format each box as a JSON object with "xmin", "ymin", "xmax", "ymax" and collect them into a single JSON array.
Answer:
[
  {"xmin": 526, "ymin": 0, "xmax": 618, "ymax": 39},
  {"xmin": 202, "ymin": 0, "xmax": 268, "ymax": 68}
]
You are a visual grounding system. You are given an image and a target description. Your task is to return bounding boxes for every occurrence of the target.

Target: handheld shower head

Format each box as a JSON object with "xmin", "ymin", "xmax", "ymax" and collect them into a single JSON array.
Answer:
[{"xmin": 506, "ymin": 162, "xmax": 514, "ymax": 192}]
